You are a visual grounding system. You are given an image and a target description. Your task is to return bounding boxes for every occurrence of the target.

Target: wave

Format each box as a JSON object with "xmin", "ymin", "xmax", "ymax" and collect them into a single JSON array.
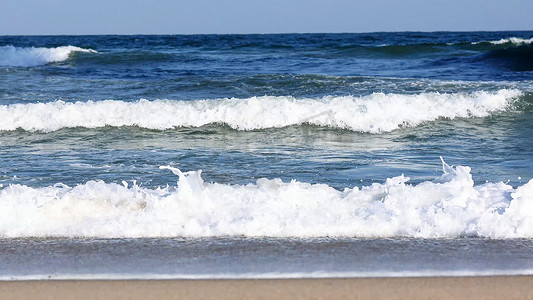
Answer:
[
  {"xmin": 350, "ymin": 37, "xmax": 533, "ymax": 48},
  {"xmin": 322, "ymin": 37, "xmax": 533, "ymax": 60},
  {"xmin": 2, "ymin": 37, "xmax": 530, "ymax": 68},
  {"xmin": 0, "ymin": 159, "xmax": 531, "ymax": 238},
  {"xmin": 0, "ymin": 45, "xmax": 96, "ymax": 67},
  {"xmin": 480, "ymin": 44, "xmax": 533, "ymax": 71},
  {"xmin": 320, "ymin": 37, "xmax": 533, "ymax": 56},
  {"xmin": 0, "ymin": 90, "xmax": 520, "ymax": 133},
  {"xmin": 485, "ymin": 37, "xmax": 533, "ymax": 45}
]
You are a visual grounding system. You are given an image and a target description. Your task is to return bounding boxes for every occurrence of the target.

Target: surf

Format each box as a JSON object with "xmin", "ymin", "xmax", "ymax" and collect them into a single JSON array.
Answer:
[
  {"xmin": 0, "ymin": 89, "xmax": 521, "ymax": 133},
  {"xmin": 0, "ymin": 45, "xmax": 97, "ymax": 67},
  {"xmin": 0, "ymin": 158, "xmax": 531, "ymax": 238}
]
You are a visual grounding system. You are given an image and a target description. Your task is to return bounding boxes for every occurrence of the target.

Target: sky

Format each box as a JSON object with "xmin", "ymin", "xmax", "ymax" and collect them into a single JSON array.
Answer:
[{"xmin": 0, "ymin": 0, "xmax": 532, "ymax": 35}]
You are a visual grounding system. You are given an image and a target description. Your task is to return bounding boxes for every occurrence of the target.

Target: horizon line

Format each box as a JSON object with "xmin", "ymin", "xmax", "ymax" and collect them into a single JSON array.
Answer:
[{"xmin": 1, "ymin": 29, "xmax": 533, "ymax": 37}]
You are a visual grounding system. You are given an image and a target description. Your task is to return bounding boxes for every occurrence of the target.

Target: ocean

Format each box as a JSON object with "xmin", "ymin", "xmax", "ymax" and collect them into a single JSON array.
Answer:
[{"xmin": 1, "ymin": 31, "xmax": 533, "ymax": 279}]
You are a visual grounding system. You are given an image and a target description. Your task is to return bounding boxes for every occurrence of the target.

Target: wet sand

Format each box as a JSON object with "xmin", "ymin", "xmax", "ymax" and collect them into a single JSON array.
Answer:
[{"xmin": 1, "ymin": 276, "xmax": 532, "ymax": 300}]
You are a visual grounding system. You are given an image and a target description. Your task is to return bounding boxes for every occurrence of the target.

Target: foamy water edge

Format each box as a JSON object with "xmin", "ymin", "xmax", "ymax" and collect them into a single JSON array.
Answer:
[{"xmin": 1, "ymin": 159, "xmax": 532, "ymax": 239}]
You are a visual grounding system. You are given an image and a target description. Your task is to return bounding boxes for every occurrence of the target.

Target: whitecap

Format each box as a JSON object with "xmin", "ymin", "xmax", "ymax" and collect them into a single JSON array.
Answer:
[
  {"xmin": 0, "ymin": 45, "xmax": 97, "ymax": 67},
  {"xmin": 0, "ymin": 89, "xmax": 521, "ymax": 133}
]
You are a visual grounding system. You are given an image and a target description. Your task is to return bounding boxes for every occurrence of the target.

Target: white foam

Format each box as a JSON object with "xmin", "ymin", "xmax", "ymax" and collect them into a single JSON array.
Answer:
[
  {"xmin": 3, "ymin": 269, "xmax": 533, "ymax": 281},
  {"xmin": 0, "ymin": 159, "xmax": 532, "ymax": 238},
  {"xmin": 486, "ymin": 37, "xmax": 533, "ymax": 45},
  {"xmin": 0, "ymin": 45, "xmax": 96, "ymax": 67},
  {"xmin": 0, "ymin": 89, "xmax": 521, "ymax": 133}
]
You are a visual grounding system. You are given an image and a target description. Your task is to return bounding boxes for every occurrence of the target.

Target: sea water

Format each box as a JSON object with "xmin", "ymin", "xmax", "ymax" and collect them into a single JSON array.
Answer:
[{"xmin": 1, "ymin": 32, "xmax": 533, "ymax": 278}]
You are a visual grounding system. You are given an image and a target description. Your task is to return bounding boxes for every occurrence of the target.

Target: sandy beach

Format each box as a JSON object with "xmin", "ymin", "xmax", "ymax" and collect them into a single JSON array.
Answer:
[{"xmin": 1, "ymin": 276, "xmax": 532, "ymax": 300}]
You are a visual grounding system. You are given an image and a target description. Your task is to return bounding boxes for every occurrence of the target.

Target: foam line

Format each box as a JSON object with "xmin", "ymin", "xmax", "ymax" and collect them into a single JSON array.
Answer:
[
  {"xmin": 0, "ymin": 90, "xmax": 521, "ymax": 133},
  {"xmin": 488, "ymin": 37, "xmax": 533, "ymax": 45}
]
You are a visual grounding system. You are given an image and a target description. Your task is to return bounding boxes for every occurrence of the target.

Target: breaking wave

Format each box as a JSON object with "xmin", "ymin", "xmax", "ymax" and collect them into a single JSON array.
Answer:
[
  {"xmin": 0, "ymin": 90, "xmax": 521, "ymax": 133},
  {"xmin": 0, "ymin": 159, "xmax": 532, "ymax": 238},
  {"xmin": 0, "ymin": 45, "xmax": 96, "ymax": 67},
  {"xmin": 486, "ymin": 37, "xmax": 533, "ymax": 45}
]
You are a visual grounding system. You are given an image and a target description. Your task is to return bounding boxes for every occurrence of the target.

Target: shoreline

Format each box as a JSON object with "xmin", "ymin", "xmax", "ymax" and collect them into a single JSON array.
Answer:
[{"xmin": 1, "ymin": 275, "xmax": 532, "ymax": 300}]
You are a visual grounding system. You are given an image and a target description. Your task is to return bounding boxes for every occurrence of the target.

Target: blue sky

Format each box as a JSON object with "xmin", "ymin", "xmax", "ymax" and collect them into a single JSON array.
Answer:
[{"xmin": 1, "ymin": 0, "xmax": 532, "ymax": 35}]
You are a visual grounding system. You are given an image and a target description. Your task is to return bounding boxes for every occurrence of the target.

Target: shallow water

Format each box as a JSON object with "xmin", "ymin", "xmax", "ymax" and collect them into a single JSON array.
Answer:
[{"xmin": 2, "ymin": 238, "xmax": 533, "ymax": 279}]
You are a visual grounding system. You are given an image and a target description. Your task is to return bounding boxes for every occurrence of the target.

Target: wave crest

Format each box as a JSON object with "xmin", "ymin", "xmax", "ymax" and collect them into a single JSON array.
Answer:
[
  {"xmin": 0, "ymin": 90, "xmax": 521, "ymax": 133},
  {"xmin": 0, "ymin": 45, "xmax": 96, "ymax": 67},
  {"xmin": 0, "ymin": 159, "xmax": 531, "ymax": 238},
  {"xmin": 488, "ymin": 37, "xmax": 533, "ymax": 45}
]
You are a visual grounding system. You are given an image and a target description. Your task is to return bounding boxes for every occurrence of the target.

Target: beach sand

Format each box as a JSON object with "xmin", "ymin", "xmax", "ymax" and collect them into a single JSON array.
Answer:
[{"xmin": 1, "ymin": 276, "xmax": 532, "ymax": 300}]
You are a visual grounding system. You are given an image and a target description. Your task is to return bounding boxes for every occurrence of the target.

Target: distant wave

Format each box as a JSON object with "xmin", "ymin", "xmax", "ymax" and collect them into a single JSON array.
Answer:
[
  {"xmin": 486, "ymin": 37, "xmax": 533, "ymax": 45},
  {"xmin": 2, "ymin": 39, "xmax": 529, "ymax": 67},
  {"xmin": 0, "ymin": 90, "xmax": 520, "ymax": 133},
  {"xmin": 0, "ymin": 45, "xmax": 96, "ymax": 67},
  {"xmin": 365, "ymin": 38, "xmax": 533, "ymax": 57},
  {"xmin": 0, "ymin": 159, "xmax": 532, "ymax": 238},
  {"xmin": 358, "ymin": 37, "xmax": 533, "ymax": 50},
  {"xmin": 376, "ymin": 37, "xmax": 533, "ymax": 47}
]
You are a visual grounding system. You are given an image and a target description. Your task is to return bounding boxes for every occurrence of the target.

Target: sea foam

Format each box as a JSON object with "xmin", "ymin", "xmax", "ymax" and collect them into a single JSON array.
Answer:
[
  {"xmin": 0, "ymin": 159, "xmax": 531, "ymax": 238},
  {"xmin": 0, "ymin": 89, "xmax": 520, "ymax": 133},
  {"xmin": 0, "ymin": 45, "xmax": 96, "ymax": 67},
  {"xmin": 488, "ymin": 37, "xmax": 533, "ymax": 45},
  {"xmin": 471, "ymin": 37, "xmax": 533, "ymax": 46}
]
